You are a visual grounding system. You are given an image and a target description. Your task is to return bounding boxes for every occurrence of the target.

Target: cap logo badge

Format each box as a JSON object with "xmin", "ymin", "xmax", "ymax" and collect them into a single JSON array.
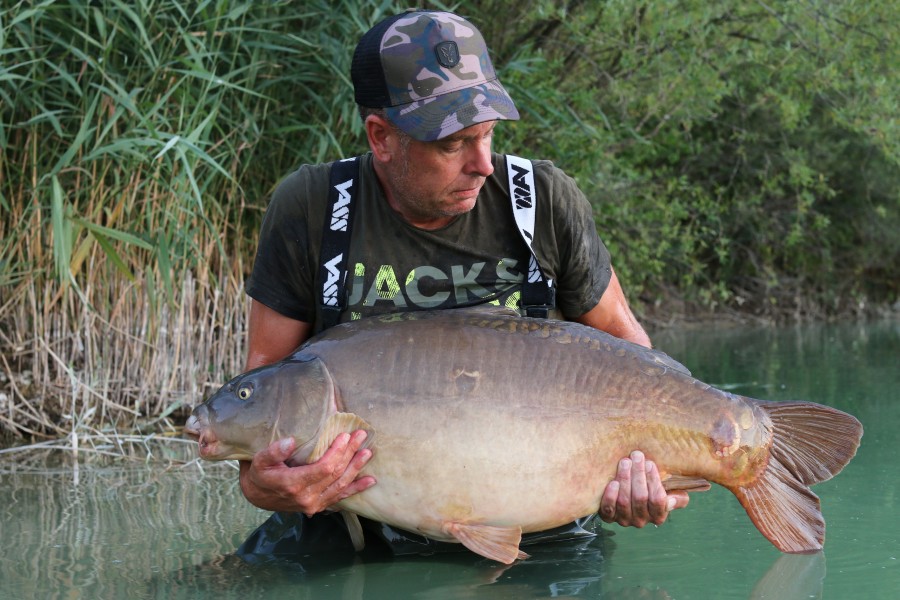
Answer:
[{"xmin": 435, "ymin": 41, "xmax": 460, "ymax": 68}]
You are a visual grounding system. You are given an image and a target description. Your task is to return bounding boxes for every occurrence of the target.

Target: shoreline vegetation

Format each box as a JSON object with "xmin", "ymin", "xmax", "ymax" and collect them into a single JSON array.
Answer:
[{"xmin": 1, "ymin": 1, "xmax": 897, "ymax": 454}]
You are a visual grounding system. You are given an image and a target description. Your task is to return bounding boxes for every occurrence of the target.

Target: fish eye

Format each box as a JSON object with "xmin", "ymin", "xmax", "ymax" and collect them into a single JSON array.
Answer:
[{"xmin": 237, "ymin": 385, "xmax": 253, "ymax": 400}]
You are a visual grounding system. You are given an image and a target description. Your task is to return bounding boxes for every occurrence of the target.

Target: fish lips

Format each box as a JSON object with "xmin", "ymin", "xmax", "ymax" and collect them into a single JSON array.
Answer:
[{"xmin": 184, "ymin": 410, "xmax": 219, "ymax": 459}]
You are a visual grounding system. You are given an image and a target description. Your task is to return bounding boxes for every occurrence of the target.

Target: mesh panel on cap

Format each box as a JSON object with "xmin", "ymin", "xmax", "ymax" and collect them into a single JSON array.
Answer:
[{"xmin": 351, "ymin": 13, "xmax": 408, "ymax": 108}]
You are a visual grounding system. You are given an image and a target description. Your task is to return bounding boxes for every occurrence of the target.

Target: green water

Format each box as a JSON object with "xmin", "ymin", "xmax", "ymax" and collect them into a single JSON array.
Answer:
[{"xmin": 1, "ymin": 321, "xmax": 897, "ymax": 599}]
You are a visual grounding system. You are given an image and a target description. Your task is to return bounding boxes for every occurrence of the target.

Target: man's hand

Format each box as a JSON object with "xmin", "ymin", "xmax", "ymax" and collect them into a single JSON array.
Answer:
[
  {"xmin": 238, "ymin": 430, "xmax": 376, "ymax": 516},
  {"xmin": 599, "ymin": 450, "xmax": 689, "ymax": 527}
]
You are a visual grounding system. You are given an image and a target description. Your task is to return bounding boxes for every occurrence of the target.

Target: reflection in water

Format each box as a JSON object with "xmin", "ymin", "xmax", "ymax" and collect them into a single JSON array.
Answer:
[
  {"xmin": 152, "ymin": 534, "xmax": 826, "ymax": 600},
  {"xmin": 750, "ymin": 552, "xmax": 825, "ymax": 600},
  {"xmin": 161, "ymin": 539, "xmax": 577, "ymax": 599},
  {"xmin": 1, "ymin": 321, "xmax": 897, "ymax": 599},
  {"xmin": 157, "ymin": 531, "xmax": 608, "ymax": 599},
  {"xmin": 0, "ymin": 453, "xmax": 261, "ymax": 600}
]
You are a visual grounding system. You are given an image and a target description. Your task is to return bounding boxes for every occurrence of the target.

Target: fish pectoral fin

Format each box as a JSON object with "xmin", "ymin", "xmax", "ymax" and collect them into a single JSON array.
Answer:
[
  {"xmin": 308, "ymin": 412, "xmax": 375, "ymax": 463},
  {"xmin": 341, "ymin": 511, "xmax": 365, "ymax": 552},
  {"xmin": 662, "ymin": 475, "xmax": 712, "ymax": 493},
  {"xmin": 443, "ymin": 522, "xmax": 529, "ymax": 565}
]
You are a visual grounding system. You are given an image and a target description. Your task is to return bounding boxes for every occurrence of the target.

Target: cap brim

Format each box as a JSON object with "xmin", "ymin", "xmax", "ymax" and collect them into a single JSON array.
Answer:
[{"xmin": 385, "ymin": 79, "xmax": 519, "ymax": 142}]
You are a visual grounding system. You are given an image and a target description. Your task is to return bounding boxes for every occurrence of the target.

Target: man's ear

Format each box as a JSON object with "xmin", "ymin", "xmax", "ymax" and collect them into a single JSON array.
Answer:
[{"xmin": 365, "ymin": 114, "xmax": 396, "ymax": 162}]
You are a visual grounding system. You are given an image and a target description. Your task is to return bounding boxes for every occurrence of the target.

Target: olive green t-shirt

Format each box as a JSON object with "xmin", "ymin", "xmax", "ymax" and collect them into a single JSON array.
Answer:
[{"xmin": 247, "ymin": 153, "xmax": 611, "ymax": 329}]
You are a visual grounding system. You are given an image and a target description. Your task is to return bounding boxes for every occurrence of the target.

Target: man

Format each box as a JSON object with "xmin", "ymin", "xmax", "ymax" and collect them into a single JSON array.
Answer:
[{"xmin": 237, "ymin": 9, "xmax": 689, "ymax": 557}]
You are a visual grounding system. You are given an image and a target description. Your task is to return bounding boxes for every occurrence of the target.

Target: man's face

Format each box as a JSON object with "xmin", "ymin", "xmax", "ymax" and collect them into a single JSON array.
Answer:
[{"xmin": 382, "ymin": 121, "xmax": 496, "ymax": 230}]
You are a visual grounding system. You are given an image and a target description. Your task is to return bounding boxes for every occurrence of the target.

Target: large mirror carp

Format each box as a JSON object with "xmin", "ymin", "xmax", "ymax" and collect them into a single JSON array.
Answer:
[{"xmin": 186, "ymin": 307, "xmax": 862, "ymax": 564}]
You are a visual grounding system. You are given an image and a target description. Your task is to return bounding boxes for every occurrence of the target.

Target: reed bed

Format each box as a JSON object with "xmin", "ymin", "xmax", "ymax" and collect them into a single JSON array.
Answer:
[
  {"xmin": 3, "ymin": 0, "xmax": 896, "ymax": 451},
  {"xmin": 0, "ymin": 0, "xmax": 388, "ymax": 448}
]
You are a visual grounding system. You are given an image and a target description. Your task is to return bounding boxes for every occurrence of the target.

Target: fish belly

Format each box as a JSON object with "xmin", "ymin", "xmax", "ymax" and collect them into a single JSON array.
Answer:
[
  {"xmin": 310, "ymin": 310, "xmax": 761, "ymax": 540},
  {"xmin": 336, "ymin": 411, "xmax": 622, "ymax": 539}
]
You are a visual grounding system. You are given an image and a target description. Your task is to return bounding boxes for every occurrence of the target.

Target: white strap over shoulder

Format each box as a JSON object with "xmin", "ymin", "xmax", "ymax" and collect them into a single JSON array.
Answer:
[
  {"xmin": 505, "ymin": 155, "xmax": 555, "ymax": 317},
  {"xmin": 506, "ymin": 154, "xmax": 552, "ymax": 286}
]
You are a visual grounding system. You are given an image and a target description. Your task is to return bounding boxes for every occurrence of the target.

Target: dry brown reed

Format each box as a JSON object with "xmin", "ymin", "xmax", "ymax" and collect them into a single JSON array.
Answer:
[
  {"xmin": 0, "ymin": 247, "xmax": 249, "ymax": 447},
  {"xmin": 0, "ymin": 0, "xmax": 376, "ymax": 450}
]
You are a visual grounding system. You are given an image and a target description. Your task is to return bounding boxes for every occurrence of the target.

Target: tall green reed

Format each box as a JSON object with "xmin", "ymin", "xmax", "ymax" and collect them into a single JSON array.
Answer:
[{"xmin": 0, "ymin": 0, "xmax": 391, "ymax": 444}]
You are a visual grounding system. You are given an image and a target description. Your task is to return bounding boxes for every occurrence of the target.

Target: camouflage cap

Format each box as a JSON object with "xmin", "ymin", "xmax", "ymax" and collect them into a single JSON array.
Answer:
[{"xmin": 351, "ymin": 10, "xmax": 519, "ymax": 142}]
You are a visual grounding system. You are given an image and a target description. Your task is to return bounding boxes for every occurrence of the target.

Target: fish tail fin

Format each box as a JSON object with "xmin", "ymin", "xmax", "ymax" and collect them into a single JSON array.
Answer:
[
  {"xmin": 762, "ymin": 401, "xmax": 863, "ymax": 486},
  {"xmin": 732, "ymin": 401, "xmax": 862, "ymax": 553}
]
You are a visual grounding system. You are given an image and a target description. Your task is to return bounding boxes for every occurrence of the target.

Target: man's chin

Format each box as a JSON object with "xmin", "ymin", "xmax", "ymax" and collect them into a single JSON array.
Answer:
[{"xmin": 443, "ymin": 197, "xmax": 478, "ymax": 216}]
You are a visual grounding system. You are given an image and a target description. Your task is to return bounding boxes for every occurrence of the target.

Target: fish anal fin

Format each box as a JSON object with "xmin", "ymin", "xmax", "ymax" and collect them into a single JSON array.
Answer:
[
  {"xmin": 444, "ymin": 522, "xmax": 528, "ymax": 564},
  {"xmin": 341, "ymin": 511, "xmax": 365, "ymax": 552},
  {"xmin": 661, "ymin": 475, "xmax": 711, "ymax": 493},
  {"xmin": 732, "ymin": 454, "xmax": 824, "ymax": 553},
  {"xmin": 308, "ymin": 412, "xmax": 375, "ymax": 463}
]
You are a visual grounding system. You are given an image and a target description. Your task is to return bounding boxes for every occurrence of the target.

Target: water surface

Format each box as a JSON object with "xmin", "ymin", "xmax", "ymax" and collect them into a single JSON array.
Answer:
[{"xmin": 1, "ymin": 321, "xmax": 897, "ymax": 599}]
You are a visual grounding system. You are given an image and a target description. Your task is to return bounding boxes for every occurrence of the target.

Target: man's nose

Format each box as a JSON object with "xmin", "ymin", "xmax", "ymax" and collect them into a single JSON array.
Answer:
[{"xmin": 466, "ymin": 141, "xmax": 494, "ymax": 178}]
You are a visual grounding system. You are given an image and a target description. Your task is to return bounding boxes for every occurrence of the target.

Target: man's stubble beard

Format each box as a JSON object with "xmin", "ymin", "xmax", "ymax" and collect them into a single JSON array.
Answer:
[{"xmin": 391, "ymin": 149, "xmax": 457, "ymax": 222}]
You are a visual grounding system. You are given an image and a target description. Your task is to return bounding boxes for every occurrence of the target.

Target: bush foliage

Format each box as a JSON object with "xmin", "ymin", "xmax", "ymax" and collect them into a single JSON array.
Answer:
[
  {"xmin": 0, "ymin": 0, "xmax": 897, "ymax": 438},
  {"xmin": 475, "ymin": 0, "xmax": 899, "ymax": 316}
]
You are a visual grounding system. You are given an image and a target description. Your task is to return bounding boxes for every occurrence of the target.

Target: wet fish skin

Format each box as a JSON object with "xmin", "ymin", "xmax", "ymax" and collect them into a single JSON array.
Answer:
[{"xmin": 185, "ymin": 307, "xmax": 863, "ymax": 564}]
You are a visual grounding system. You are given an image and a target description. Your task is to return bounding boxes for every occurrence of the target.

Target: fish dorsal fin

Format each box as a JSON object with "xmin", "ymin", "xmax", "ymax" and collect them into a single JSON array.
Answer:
[
  {"xmin": 661, "ymin": 475, "xmax": 711, "ymax": 493},
  {"xmin": 644, "ymin": 348, "xmax": 692, "ymax": 377},
  {"xmin": 443, "ymin": 522, "xmax": 529, "ymax": 564},
  {"xmin": 341, "ymin": 511, "xmax": 365, "ymax": 552},
  {"xmin": 457, "ymin": 304, "xmax": 520, "ymax": 317},
  {"xmin": 308, "ymin": 412, "xmax": 375, "ymax": 463}
]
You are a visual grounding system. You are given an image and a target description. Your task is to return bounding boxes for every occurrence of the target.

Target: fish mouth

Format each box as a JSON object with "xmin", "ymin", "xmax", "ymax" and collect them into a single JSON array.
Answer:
[{"xmin": 184, "ymin": 413, "xmax": 219, "ymax": 459}]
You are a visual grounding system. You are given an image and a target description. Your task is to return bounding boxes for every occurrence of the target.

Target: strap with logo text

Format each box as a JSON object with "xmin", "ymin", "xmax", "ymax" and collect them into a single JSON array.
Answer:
[
  {"xmin": 506, "ymin": 154, "xmax": 555, "ymax": 318},
  {"xmin": 318, "ymin": 156, "xmax": 359, "ymax": 332}
]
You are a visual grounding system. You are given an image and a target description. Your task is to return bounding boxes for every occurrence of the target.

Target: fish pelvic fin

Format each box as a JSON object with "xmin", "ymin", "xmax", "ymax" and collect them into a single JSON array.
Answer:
[
  {"xmin": 308, "ymin": 412, "xmax": 375, "ymax": 463},
  {"xmin": 341, "ymin": 511, "xmax": 365, "ymax": 552},
  {"xmin": 733, "ymin": 400, "xmax": 863, "ymax": 553},
  {"xmin": 443, "ymin": 522, "xmax": 529, "ymax": 565}
]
